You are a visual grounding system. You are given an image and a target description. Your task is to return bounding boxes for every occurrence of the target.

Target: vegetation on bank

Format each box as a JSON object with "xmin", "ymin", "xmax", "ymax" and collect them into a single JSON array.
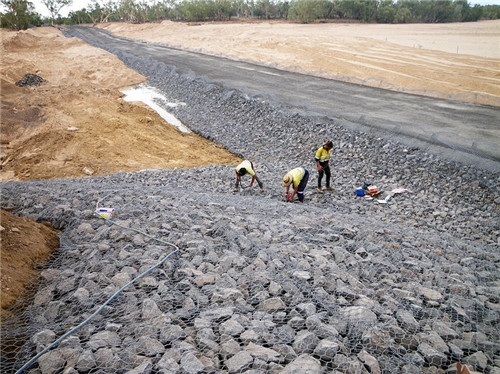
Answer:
[{"xmin": 1, "ymin": 0, "xmax": 500, "ymax": 30}]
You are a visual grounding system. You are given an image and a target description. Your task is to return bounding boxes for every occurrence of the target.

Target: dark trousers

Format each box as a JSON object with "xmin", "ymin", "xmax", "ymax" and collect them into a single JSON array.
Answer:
[
  {"xmin": 297, "ymin": 169, "xmax": 309, "ymax": 202},
  {"xmin": 318, "ymin": 164, "xmax": 331, "ymax": 188}
]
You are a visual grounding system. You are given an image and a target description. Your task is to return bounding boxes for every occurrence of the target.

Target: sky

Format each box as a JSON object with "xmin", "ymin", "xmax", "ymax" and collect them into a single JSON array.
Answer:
[{"xmin": 29, "ymin": 0, "xmax": 500, "ymax": 18}]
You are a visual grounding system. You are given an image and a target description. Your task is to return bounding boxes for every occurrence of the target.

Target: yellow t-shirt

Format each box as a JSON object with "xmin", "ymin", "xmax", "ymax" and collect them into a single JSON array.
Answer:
[
  {"xmin": 289, "ymin": 167, "xmax": 305, "ymax": 187},
  {"xmin": 315, "ymin": 147, "xmax": 331, "ymax": 163},
  {"xmin": 235, "ymin": 160, "xmax": 255, "ymax": 176}
]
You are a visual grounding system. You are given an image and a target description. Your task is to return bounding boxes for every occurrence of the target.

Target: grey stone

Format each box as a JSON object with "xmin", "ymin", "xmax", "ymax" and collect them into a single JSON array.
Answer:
[
  {"xmin": 418, "ymin": 342, "xmax": 448, "ymax": 366},
  {"xmin": 37, "ymin": 350, "xmax": 65, "ymax": 374},
  {"xmin": 88, "ymin": 331, "xmax": 121, "ymax": 349},
  {"xmin": 281, "ymin": 354, "xmax": 321, "ymax": 374},
  {"xmin": 76, "ymin": 349, "xmax": 97, "ymax": 372},
  {"xmin": 219, "ymin": 318, "xmax": 245, "ymax": 337},
  {"xmin": 221, "ymin": 339, "xmax": 241, "ymax": 358},
  {"xmin": 258, "ymin": 297, "xmax": 285, "ymax": 311},
  {"xmin": 180, "ymin": 351, "xmax": 205, "ymax": 374},
  {"xmin": 142, "ymin": 298, "xmax": 163, "ymax": 320},
  {"xmin": 136, "ymin": 336, "xmax": 165, "ymax": 356},
  {"xmin": 160, "ymin": 325, "xmax": 186, "ymax": 344},
  {"xmin": 125, "ymin": 361, "xmax": 153, "ymax": 374},
  {"xmin": 313, "ymin": 339, "xmax": 340, "ymax": 359},
  {"xmin": 343, "ymin": 306, "xmax": 377, "ymax": 325},
  {"xmin": 464, "ymin": 351, "xmax": 489, "ymax": 371},
  {"xmin": 357, "ymin": 349, "xmax": 381, "ymax": 374},
  {"xmin": 200, "ymin": 306, "xmax": 234, "ymax": 321},
  {"xmin": 396, "ymin": 309, "xmax": 420, "ymax": 332},
  {"xmin": 293, "ymin": 330, "xmax": 319, "ymax": 354},
  {"xmin": 246, "ymin": 342, "xmax": 280, "ymax": 362},
  {"xmin": 226, "ymin": 350, "xmax": 253, "ymax": 373},
  {"xmin": 32, "ymin": 329, "xmax": 56, "ymax": 348}
]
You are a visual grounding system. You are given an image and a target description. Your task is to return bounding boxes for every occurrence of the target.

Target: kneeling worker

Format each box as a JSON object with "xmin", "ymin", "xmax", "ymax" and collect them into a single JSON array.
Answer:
[
  {"xmin": 283, "ymin": 167, "xmax": 309, "ymax": 203},
  {"xmin": 235, "ymin": 160, "xmax": 263, "ymax": 192}
]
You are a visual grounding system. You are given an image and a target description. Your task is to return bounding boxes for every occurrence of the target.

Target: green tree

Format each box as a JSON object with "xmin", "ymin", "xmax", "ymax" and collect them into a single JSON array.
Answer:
[
  {"xmin": 1, "ymin": 0, "xmax": 38, "ymax": 29},
  {"xmin": 42, "ymin": 0, "xmax": 72, "ymax": 24},
  {"xmin": 376, "ymin": 5, "xmax": 395, "ymax": 23},
  {"xmin": 394, "ymin": 7, "xmax": 411, "ymax": 23},
  {"xmin": 67, "ymin": 8, "xmax": 92, "ymax": 24}
]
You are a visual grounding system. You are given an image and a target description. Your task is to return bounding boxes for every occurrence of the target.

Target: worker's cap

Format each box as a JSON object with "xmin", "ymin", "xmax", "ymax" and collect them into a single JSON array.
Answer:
[{"xmin": 283, "ymin": 174, "xmax": 293, "ymax": 187}]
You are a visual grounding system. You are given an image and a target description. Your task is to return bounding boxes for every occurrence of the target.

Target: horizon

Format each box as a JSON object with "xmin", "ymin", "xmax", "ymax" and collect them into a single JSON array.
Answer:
[{"xmin": 29, "ymin": 0, "xmax": 500, "ymax": 18}]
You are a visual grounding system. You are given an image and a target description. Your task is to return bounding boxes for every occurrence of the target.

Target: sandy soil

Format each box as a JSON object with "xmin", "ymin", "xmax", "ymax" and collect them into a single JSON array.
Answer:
[
  {"xmin": 0, "ymin": 27, "xmax": 240, "ymax": 182},
  {"xmin": 0, "ymin": 209, "xmax": 60, "ymax": 320},
  {"xmin": 99, "ymin": 19, "xmax": 500, "ymax": 106}
]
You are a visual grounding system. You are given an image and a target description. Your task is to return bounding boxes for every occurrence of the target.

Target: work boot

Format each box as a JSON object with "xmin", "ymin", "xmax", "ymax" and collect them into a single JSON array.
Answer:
[
  {"xmin": 326, "ymin": 186, "xmax": 334, "ymax": 191},
  {"xmin": 317, "ymin": 187, "xmax": 324, "ymax": 193}
]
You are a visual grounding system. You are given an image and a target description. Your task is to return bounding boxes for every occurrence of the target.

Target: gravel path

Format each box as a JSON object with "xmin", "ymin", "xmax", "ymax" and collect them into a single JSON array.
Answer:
[{"xmin": 0, "ymin": 28, "xmax": 498, "ymax": 374}]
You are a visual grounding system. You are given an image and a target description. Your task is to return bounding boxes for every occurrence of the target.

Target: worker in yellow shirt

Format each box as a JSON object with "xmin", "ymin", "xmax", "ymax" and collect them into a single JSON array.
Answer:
[
  {"xmin": 283, "ymin": 167, "xmax": 309, "ymax": 203},
  {"xmin": 314, "ymin": 140, "xmax": 334, "ymax": 193},
  {"xmin": 234, "ymin": 160, "xmax": 263, "ymax": 192}
]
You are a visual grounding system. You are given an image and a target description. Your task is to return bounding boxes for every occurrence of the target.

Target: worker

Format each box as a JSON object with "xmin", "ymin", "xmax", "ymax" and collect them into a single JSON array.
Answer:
[
  {"xmin": 283, "ymin": 167, "xmax": 309, "ymax": 203},
  {"xmin": 314, "ymin": 140, "xmax": 334, "ymax": 193},
  {"xmin": 234, "ymin": 160, "xmax": 263, "ymax": 192}
]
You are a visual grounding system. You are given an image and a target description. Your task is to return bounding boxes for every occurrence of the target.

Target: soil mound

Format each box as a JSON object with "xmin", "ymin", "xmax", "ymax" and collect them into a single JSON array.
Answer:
[
  {"xmin": 0, "ymin": 209, "xmax": 60, "ymax": 321},
  {"xmin": 15, "ymin": 73, "xmax": 47, "ymax": 87}
]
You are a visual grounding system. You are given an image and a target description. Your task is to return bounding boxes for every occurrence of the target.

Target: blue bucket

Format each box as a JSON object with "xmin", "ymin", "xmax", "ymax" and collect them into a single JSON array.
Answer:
[{"xmin": 356, "ymin": 188, "xmax": 365, "ymax": 197}]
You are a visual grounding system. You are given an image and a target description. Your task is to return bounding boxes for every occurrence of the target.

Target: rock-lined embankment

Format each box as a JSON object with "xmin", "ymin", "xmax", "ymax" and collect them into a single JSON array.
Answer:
[{"xmin": 0, "ymin": 27, "xmax": 498, "ymax": 373}]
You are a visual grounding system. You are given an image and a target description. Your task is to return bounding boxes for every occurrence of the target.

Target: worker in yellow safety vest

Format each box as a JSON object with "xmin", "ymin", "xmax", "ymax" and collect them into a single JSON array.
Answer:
[
  {"xmin": 283, "ymin": 167, "xmax": 309, "ymax": 203},
  {"xmin": 234, "ymin": 160, "xmax": 263, "ymax": 192},
  {"xmin": 314, "ymin": 140, "xmax": 334, "ymax": 193}
]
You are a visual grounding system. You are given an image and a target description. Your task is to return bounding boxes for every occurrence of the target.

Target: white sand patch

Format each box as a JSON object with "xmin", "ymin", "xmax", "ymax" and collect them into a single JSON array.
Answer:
[{"xmin": 121, "ymin": 85, "xmax": 190, "ymax": 133}]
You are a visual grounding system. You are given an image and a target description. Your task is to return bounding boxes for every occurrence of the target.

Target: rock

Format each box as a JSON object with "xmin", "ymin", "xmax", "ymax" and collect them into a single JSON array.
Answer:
[
  {"xmin": 219, "ymin": 318, "xmax": 245, "ymax": 337},
  {"xmin": 37, "ymin": 350, "xmax": 65, "ymax": 374},
  {"xmin": 225, "ymin": 350, "xmax": 253, "ymax": 373},
  {"xmin": 418, "ymin": 342, "xmax": 448, "ymax": 366},
  {"xmin": 32, "ymin": 329, "xmax": 56, "ymax": 348},
  {"xmin": 142, "ymin": 298, "xmax": 162, "ymax": 319},
  {"xmin": 396, "ymin": 309, "xmax": 420, "ymax": 332},
  {"xmin": 135, "ymin": 336, "xmax": 165, "ymax": 356},
  {"xmin": 357, "ymin": 349, "xmax": 381, "ymax": 374},
  {"xmin": 464, "ymin": 351, "xmax": 489, "ymax": 371},
  {"xmin": 246, "ymin": 342, "xmax": 280, "ymax": 362},
  {"xmin": 88, "ymin": 331, "xmax": 121, "ymax": 350},
  {"xmin": 160, "ymin": 324, "xmax": 186, "ymax": 344},
  {"xmin": 258, "ymin": 297, "xmax": 286, "ymax": 311},
  {"xmin": 125, "ymin": 361, "xmax": 153, "ymax": 374},
  {"xmin": 343, "ymin": 306, "xmax": 378, "ymax": 325},
  {"xmin": 281, "ymin": 354, "xmax": 321, "ymax": 374},
  {"xmin": 418, "ymin": 286, "xmax": 443, "ymax": 302},
  {"xmin": 293, "ymin": 330, "xmax": 319, "ymax": 354},
  {"xmin": 200, "ymin": 307, "xmax": 234, "ymax": 321},
  {"xmin": 313, "ymin": 339, "xmax": 341, "ymax": 359},
  {"xmin": 180, "ymin": 351, "xmax": 205, "ymax": 374},
  {"xmin": 76, "ymin": 350, "xmax": 97, "ymax": 372}
]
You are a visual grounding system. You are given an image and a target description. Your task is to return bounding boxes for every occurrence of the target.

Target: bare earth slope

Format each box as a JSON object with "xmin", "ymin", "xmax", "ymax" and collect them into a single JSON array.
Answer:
[
  {"xmin": 99, "ymin": 20, "xmax": 500, "ymax": 107},
  {"xmin": 0, "ymin": 27, "xmax": 240, "ymax": 182}
]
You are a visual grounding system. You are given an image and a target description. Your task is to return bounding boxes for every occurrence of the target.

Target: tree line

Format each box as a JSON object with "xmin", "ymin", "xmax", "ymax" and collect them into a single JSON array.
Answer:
[{"xmin": 2, "ymin": 0, "xmax": 500, "ymax": 30}]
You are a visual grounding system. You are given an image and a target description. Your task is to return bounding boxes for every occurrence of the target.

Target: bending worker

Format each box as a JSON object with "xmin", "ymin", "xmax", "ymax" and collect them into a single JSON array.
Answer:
[
  {"xmin": 283, "ymin": 167, "xmax": 309, "ymax": 203},
  {"xmin": 234, "ymin": 160, "xmax": 263, "ymax": 192},
  {"xmin": 315, "ymin": 140, "xmax": 334, "ymax": 193}
]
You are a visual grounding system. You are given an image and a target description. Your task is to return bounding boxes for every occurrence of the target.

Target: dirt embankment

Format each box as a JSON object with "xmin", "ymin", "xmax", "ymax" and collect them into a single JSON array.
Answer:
[
  {"xmin": 99, "ymin": 19, "xmax": 500, "ymax": 107},
  {"xmin": 0, "ymin": 27, "xmax": 241, "ymax": 182},
  {"xmin": 0, "ymin": 209, "xmax": 60, "ymax": 320}
]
